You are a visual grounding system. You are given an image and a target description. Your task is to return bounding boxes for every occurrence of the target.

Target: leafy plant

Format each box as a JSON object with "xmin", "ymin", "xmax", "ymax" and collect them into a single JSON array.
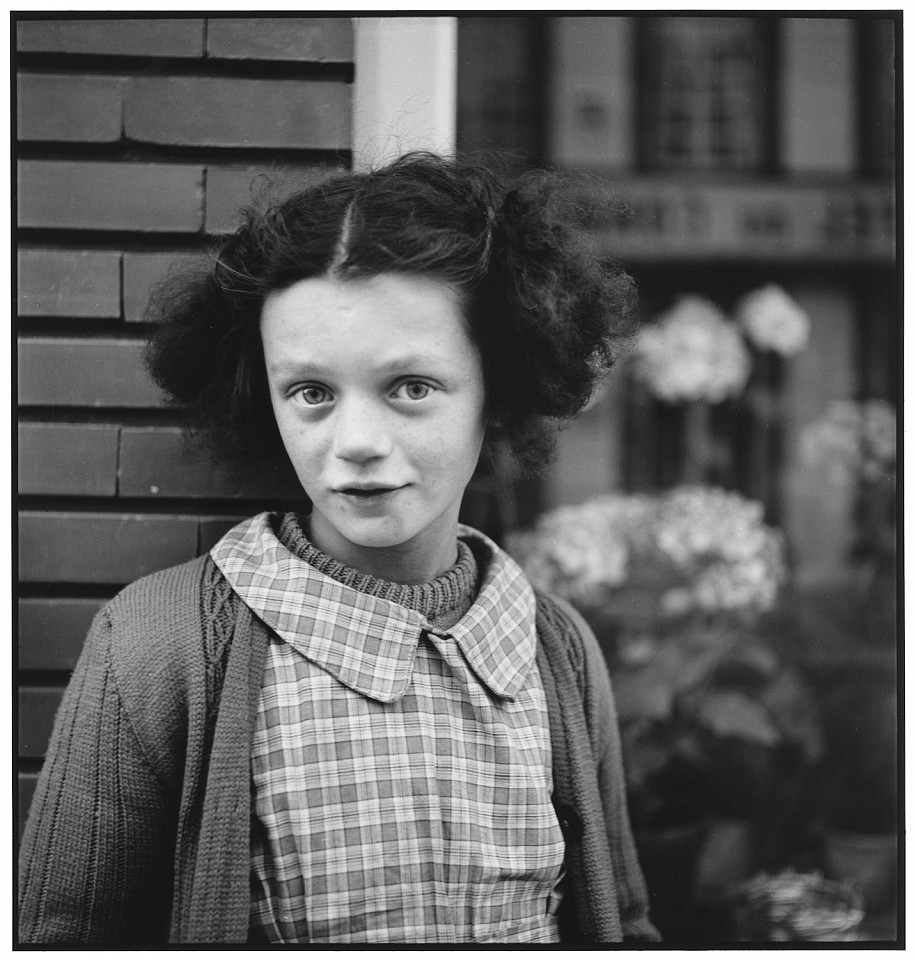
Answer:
[
  {"xmin": 507, "ymin": 485, "xmax": 820, "ymax": 835},
  {"xmin": 609, "ymin": 617, "xmax": 822, "ymax": 833}
]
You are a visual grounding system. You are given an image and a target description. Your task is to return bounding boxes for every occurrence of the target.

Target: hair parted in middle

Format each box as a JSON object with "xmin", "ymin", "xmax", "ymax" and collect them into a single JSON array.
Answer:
[{"xmin": 145, "ymin": 151, "xmax": 637, "ymax": 479}]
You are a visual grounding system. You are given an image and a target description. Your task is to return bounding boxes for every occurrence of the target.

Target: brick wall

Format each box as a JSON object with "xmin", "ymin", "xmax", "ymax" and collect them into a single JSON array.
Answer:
[{"xmin": 16, "ymin": 15, "xmax": 354, "ymax": 834}]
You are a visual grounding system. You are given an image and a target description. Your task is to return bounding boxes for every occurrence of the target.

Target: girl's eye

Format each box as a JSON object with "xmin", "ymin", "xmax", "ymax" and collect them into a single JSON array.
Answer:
[
  {"xmin": 395, "ymin": 381, "xmax": 433, "ymax": 401},
  {"xmin": 295, "ymin": 384, "xmax": 331, "ymax": 405}
]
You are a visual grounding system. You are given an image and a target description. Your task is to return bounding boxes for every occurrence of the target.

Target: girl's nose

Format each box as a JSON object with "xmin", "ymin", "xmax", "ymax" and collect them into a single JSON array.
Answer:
[{"xmin": 331, "ymin": 398, "xmax": 394, "ymax": 463}]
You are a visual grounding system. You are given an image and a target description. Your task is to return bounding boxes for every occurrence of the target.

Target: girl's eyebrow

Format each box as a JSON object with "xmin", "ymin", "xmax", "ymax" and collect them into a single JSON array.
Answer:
[
  {"xmin": 375, "ymin": 353, "xmax": 450, "ymax": 372},
  {"xmin": 265, "ymin": 358, "xmax": 332, "ymax": 377}
]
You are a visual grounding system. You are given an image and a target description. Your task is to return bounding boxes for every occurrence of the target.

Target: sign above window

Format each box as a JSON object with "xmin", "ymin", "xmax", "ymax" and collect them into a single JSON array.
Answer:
[{"xmin": 585, "ymin": 181, "xmax": 894, "ymax": 261}]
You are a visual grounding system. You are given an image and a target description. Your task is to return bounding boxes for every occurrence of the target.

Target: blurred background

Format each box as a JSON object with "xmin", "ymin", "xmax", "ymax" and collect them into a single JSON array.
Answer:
[{"xmin": 16, "ymin": 14, "xmax": 898, "ymax": 943}]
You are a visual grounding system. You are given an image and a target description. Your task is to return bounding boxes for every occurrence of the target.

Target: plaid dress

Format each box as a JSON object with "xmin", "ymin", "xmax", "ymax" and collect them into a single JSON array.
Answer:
[{"xmin": 210, "ymin": 513, "xmax": 566, "ymax": 944}]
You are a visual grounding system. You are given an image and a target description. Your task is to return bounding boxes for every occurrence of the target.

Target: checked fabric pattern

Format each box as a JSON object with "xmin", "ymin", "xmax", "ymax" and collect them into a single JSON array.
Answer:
[{"xmin": 210, "ymin": 513, "xmax": 567, "ymax": 944}]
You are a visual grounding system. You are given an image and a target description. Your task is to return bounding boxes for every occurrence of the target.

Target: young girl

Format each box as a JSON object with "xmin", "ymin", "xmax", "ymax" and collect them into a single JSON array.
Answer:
[{"xmin": 19, "ymin": 153, "xmax": 658, "ymax": 945}]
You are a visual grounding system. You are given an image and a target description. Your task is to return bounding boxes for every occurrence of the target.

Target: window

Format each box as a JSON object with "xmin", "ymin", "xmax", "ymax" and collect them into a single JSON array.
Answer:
[{"xmin": 639, "ymin": 17, "xmax": 772, "ymax": 173}]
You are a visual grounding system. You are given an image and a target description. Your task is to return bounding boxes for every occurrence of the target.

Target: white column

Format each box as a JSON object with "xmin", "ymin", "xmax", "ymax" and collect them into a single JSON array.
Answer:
[{"xmin": 352, "ymin": 17, "xmax": 457, "ymax": 170}]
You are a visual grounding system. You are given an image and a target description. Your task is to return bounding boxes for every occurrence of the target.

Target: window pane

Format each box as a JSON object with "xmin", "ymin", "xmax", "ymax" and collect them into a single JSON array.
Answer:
[{"xmin": 640, "ymin": 18, "xmax": 770, "ymax": 172}]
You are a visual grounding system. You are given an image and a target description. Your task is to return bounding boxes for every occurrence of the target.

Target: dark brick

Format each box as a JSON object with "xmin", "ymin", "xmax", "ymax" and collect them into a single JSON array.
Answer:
[
  {"xmin": 126, "ymin": 76, "xmax": 351, "ymax": 150},
  {"xmin": 205, "ymin": 164, "xmax": 339, "ymax": 234},
  {"xmin": 18, "ymin": 249, "xmax": 121, "ymax": 318},
  {"xmin": 206, "ymin": 17, "xmax": 353, "ymax": 62},
  {"xmin": 19, "ymin": 773, "xmax": 39, "ymax": 841},
  {"xmin": 18, "ymin": 160, "xmax": 203, "ymax": 232},
  {"xmin": 19, "ymin": 423, "xmax": 119, "ymax": 496},
  {"xmin": 17, "ymin": 74, "xmax": 124, "ymax": 143},
  {"xmin": 119, "ymin": 427, "xmax": 301, "ymax": 499},
  {"xmin": 18, "ymin": 338, "xmax": 165, "ymax": 408},
  {"xmin": 119, "ymin": 427, "xmax": 232, "ymax": 498},
  {"xmin": 19, "ymin": 512, "xmax": 199, "ymax": 584},
  {"xmin": 17, "ymin": 18, "xmax": 205, "ymax": 57},
  {"xmin": 19, "ymin": 598, "xmax": 106, "ymax": 671},
  {"xmin": 123, "ymin": 251, "xmax": 205, "ymax": 322},
  {"xmin": 199, "ymin": 517, "xmax": 250, "ymax": 554},
  {"xmin": 19, "ymin": 687, "xmax": 63, "ymax": 759}
]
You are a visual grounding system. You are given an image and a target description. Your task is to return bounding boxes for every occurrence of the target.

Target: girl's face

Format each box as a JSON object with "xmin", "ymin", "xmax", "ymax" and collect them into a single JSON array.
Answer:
[{"xmin": 261, "ymin": 273, "xmax": 487, "ymax": 583}]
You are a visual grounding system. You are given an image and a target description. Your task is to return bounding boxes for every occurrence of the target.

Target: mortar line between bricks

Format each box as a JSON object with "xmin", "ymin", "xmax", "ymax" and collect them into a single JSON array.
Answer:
[
  {"xmin": 15, "ymin": 56, "xmax": 354, "ymax": 83},
  {"xmin": 17, "ymin": 583, "xmax": 120, "ymax": 601},
  {"xmin": 17, "ymin": 410, "xmax": 188, "ymax": 429},
  {"xmin": 17, "ymin": 672, "xmax": 72, "ymax": 689},
  {"xmin": 17, "ymin": 143, "xmax": 352, "ymax": 164},
  {"xmin": 18, "ymin": 240, "xmax": 204, "ymax": 256},
  {"xmin": 17, "ymin": 497, "xmax": 305, "ymax": 516},
  {"xmin": 16, "ymin": 230, "xmax": 213, "ymax": 250},
  {"xmin": 17, "ymin": 499, "xmax": 253, "ymax": 518}
]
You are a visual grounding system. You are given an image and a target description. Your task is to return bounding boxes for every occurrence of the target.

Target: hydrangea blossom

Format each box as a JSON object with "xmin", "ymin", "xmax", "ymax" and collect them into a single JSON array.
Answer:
[
  {"xmin": 508, "ymin": 485, "xmax": 786, "ymax": 619},
  {"xmin": 634, "ymin": 296, "xmax": 752, "ymax": 403},
  {"xmin": 506, "ymin": 494, "xmax": 652, "ymax": 607},
  {"xmin": 800, "ymin": 400, "xmax": 896, "ymax": 484},
  {"xmin": 652, "ymin": 486, "xmax": 785, "ymax": 615},
  {"xmin": 735, "ymin": 284, "xmax": 811, "ymax": 357}
]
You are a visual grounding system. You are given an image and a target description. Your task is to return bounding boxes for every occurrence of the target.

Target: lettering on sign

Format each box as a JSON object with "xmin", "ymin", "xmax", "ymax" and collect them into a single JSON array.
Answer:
[{"xmin": 591, "ymin": 181, "xmax": 894, "ymax": 260}]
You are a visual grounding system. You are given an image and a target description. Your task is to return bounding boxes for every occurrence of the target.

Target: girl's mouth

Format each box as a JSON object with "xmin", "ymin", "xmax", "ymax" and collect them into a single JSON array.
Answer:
[{"xmin": 336, "ymin": 485, "xmax": 405, "ymax": 500}]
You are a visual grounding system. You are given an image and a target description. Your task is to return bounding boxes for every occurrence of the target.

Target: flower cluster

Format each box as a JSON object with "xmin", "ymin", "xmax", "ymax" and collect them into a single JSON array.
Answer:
[
  {"xmin": 633, "ymin": 286, "xmax": 811, "ymax": 403},
  {"xmin": 653, "ymin": 486, "xmax": 785, "ymax": 615},
  {"xmin": 508, "ymin": 485, "xmax": 786, "ymax": 618},
  {"xmin": 735, "ymin": 284, "xmax": 811, "ymax": 357},
  {"xmin": 800, "ymin": 400, "xmax": 896, "ymax": 484},
  {"xmin": 506, "ymin": 494, "xmax": 653, "ymax": 607},
  {"xmin": 633, "ymin": 296, "xmax": 752, "ymax": 403}
]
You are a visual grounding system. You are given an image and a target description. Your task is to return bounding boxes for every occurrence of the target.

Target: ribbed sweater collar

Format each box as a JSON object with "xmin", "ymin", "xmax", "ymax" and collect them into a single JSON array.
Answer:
[{"xmin": 275, "ymin": 512, "xmax": 479, "ymax": 632}]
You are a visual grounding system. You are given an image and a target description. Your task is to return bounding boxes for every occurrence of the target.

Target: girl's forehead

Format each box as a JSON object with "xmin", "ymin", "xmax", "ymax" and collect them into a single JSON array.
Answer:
[{"xmin": 260, "ymin": 273, "xmax": 480, "ymax": 371}]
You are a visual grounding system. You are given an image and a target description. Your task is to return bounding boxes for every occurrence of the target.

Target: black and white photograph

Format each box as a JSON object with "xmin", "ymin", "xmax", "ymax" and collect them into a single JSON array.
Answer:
[{"xmin": 15, "ymin": 11, "xmax": 900, "ymax": 946}]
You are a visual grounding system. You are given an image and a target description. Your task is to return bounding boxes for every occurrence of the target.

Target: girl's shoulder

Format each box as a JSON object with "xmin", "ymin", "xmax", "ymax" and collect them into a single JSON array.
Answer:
[
  {"xmin": 96, "ymin": 555, "xmax": 213, "ymax": 693},
  {"xmin": 107, "ymin": 554, "xmax": 209, "ymax": 631}
]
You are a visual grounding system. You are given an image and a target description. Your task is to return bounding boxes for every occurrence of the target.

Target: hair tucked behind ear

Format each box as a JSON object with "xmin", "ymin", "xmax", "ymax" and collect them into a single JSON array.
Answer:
[{"xmin": 145, "ymin": 152, "xmax": 636, "ymax": 479}]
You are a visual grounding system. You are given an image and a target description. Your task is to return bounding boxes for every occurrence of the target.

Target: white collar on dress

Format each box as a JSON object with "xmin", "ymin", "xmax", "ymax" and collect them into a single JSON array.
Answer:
[{"xmin": 210, "ymin": 513, "xmax": 537, "ymax": 704}]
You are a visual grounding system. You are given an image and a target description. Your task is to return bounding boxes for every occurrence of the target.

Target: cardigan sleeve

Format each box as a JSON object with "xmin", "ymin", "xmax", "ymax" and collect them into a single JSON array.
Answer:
[
  {"xmin": 557, "ymin": 599, "xmax": 661, "ymax": 943},
  {"xmin": 18, "ymin": 603, "xmax": 179, "ymax": 945}
]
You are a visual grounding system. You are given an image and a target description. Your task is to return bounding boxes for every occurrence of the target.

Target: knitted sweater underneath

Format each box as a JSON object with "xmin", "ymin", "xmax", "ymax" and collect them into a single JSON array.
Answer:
[
  {"xmin": 18, "ymin": 547, "xmax": 659, "ymax": 945},
  {"xmin": 275, "ymin": 512, "xmax": 480, "ymax": 631}
]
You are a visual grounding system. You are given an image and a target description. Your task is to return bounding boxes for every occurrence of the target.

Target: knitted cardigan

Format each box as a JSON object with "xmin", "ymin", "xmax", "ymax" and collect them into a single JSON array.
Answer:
[{"xmin": 18, "ymin": 554, "xmax": 658, "ymax": 945}]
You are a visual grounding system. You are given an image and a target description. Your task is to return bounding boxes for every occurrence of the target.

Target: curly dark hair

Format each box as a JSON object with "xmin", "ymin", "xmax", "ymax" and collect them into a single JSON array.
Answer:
[{"xmin": 145, "ymin": 152, "xmax": 636, "ymax": 479}]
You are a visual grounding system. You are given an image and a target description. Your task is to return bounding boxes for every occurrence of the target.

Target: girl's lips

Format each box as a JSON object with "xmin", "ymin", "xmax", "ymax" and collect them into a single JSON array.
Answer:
[{"xmin": 335, "ymin": 485, "xmax": 406, "ymax": 501}]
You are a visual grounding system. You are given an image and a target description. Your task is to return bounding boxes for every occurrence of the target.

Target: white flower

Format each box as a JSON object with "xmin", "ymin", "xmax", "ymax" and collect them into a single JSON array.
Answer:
[
  {"xmin": 860, "ymin": 400, "xmax": 897, "ymax": 475},
  {"xmin": 650, "ymin": 486, "xmax": 785, "ymax": 616},
  {"xmin": 800, "ymin": 400, "xmax": 896, "ymax": 485},
  {"xmin": 507, "ymin": 485, "xmax": 785, "ymax": 618},
  {"xmin": 634, "ymin": 296, "xmax": 752, "ymax": 403},
  {"xmin": 506, "ymin": 494, "xmax": 650, "ymax": 605},
  {"xmin": 735, "ymin": 285, "xmax": 811, "ymax": 357}
]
